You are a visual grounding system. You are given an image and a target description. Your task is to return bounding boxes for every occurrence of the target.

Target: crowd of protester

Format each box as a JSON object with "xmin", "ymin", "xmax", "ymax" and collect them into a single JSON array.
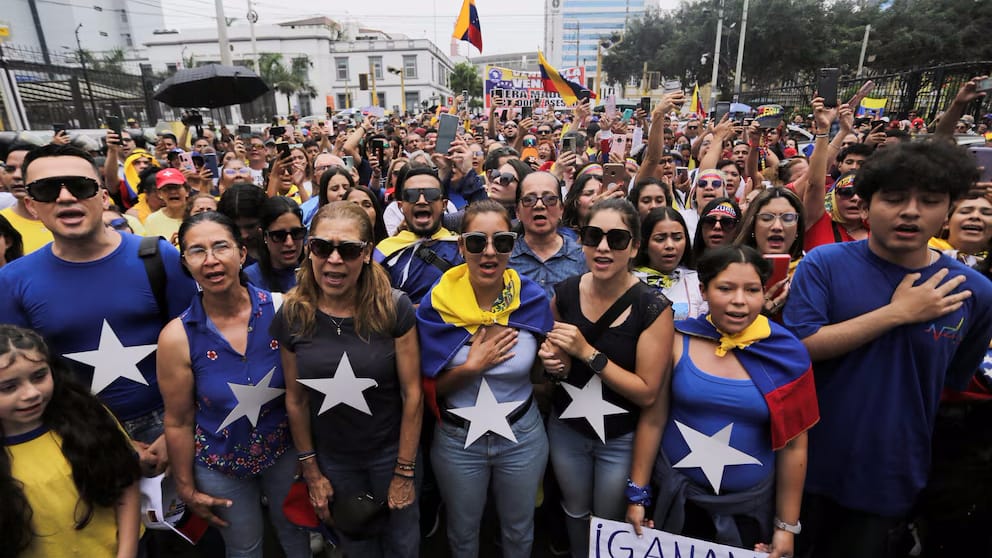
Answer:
[{"xmin": 1, "ymin": 72, "xmax": 992, "ymax": 558}]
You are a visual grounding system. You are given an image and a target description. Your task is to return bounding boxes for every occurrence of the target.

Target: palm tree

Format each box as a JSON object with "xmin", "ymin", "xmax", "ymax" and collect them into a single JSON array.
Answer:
[{"xmin": 257, "ymin": 53, "xmax": 316, "ymax": 115}]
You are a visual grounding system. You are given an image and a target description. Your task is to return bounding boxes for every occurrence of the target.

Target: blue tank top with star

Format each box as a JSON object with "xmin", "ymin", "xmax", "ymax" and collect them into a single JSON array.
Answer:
[
  {"xmin": 181, "ymin": 284, "xmax": 291, "ymax": 478},
  {"xmin": 661, "ymin": 334, "xmax": 773, "ymax": 494}
]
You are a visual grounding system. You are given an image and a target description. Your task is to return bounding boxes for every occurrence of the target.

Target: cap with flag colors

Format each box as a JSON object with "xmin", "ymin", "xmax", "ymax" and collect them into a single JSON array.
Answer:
[
  {"xmin": 452, "ymin": 0, "xmax": 483, "ymax": 55},
  {"xmin": 538, "ymin": 50, "xmax": 596, "ymax": 106}
]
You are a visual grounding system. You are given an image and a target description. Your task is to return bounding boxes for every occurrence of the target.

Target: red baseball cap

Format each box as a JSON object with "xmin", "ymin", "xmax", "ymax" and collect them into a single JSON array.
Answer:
[{"xmin": 156, "ymin": 168, "xmax": 186, "ymax": 189}]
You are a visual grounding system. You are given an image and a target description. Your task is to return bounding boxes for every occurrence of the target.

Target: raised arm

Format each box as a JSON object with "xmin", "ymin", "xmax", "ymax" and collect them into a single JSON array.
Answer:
[
  {"xmin": 636, "ymin": 91, "xmax": 685, "ymax": 184},
  {"xmin": 935, "ymin": 75, "xmax": 989, "ymax": 139},
  {"xmin": 800, "ymin": 98, "xmax": 838, "ymax": 226}
]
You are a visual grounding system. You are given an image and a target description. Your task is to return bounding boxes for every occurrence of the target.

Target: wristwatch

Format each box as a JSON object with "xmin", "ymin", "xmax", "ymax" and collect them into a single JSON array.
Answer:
[
  {"xmin": 585, "ymin": 351, "xmax": 608, "ymax": 375},
  {"xmin": 774, "ymin": 517, "xmax": 802, "ymax": 535}
]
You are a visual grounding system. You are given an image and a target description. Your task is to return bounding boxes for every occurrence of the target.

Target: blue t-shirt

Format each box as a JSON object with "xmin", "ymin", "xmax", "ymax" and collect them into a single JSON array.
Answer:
[
  {"xmin": 662, "ymin": 334, "xmax": 772, "ymax": 494},
  {"xmin": 243, "ymin": 262, "xmax": 297, "ymax": 293},
  {"xmin": 783, "ymin": 240, "xmax": 992, "ymax": 516},
  {"xmin": 300, "ymin": 197, "xmax": 319, "ymax": 228},
  {"xmin": 0, "ymin": 233, "xmax": 197, "ymax": 421},
  {"xmin": 509, "ymin": 234, "xmax": 587, "ymax": 301},
  {"xmin": 181, "ymin": 284, "xmax": 291, "ymax": 478}
]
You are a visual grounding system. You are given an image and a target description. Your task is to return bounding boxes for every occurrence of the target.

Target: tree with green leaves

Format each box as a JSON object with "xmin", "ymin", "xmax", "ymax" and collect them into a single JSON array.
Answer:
[
  {"xmin": 450, "ymin": 61, "xmax": 483, "ymax": 103},
  {"xmin": 257, "ymin": 53, "xmax": 316, "ymax": 115}
]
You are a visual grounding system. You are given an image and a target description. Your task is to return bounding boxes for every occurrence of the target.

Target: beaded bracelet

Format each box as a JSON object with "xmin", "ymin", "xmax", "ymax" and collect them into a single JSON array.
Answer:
[
  {"xmin": 393, "ymin": 471, "xmax": 415, "ymax": 480},
  {"xmin": 625, "ymin": 478, "xmax": 653, "ymax": 507},
  {"xmin": 297, "ymin": 450, "xmax": 317, "ymax": 462}
]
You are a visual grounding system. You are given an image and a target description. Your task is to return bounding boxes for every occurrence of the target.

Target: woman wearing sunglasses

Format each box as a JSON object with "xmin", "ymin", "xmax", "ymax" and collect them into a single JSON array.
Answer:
[
  {"xmin": 273, "ymin": 202, "xmax": 422, "ymax": 557},
  {"xmin": 243, "ymin": 196, "xmax": 305, "ymax": 293},
  {"xmin": 634, "ymin": 207, "xmax": 706, "ymax": 321},
  {"xmin": 488, "ymin": 159, "xmax": 532, "ymax": 220},
  {"xmin": 417, "ymin": 199, "xmax": 553, "ymax": 558},
  {"xmin": 157, "ymin": 211, "xmax": 311, "ymax": 558},
  {"xmin": 734, "ymin": 188, "xmax": 806, "ymax": 316},
  {"xmin": 626, "ymin": 246, "xmax": 816, "ymax": 558},
  {"xmin": 691, "ymin": 197, "xmax": 742, "ymax": 263},
  {"xmin": 541, "ymin": 198, "xmax": 674, "ymax": 557},
  {"xmin": 681, "ymin": 169, "xmax": 730, "ymax": 236}
]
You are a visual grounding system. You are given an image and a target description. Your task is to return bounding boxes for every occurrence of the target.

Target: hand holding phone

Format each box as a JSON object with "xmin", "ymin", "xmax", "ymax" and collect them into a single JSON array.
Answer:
[
  {"xmin": 817, "ymin": 68, "xmax": 841, "ymax": 108},
  {"xmin": 763, "ymin": 254, "xmax": 791, "ymax": 293}
]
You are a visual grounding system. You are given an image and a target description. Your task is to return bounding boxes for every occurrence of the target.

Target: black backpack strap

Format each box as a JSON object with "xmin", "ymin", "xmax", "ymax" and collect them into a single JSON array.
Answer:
[
  {"xmin": 415, "ymin": 244, "xmax": 453, "ymax": 273},
  {"xmin": 830, "ymin": 220, "xmax": 844, "ymax": 244},
  {"xmin": 584, "ymin": 283, "xmax": 641, "ymax": 346},
  {"xmin": 139, "ymin": 236, "xmax": 170, "ymax": 326}
]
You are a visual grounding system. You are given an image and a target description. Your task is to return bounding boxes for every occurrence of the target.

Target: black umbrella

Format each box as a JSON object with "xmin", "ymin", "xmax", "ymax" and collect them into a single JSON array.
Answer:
[{"xmin": 154, "ymin": 64, "xmax": 270, "ymax": 109}]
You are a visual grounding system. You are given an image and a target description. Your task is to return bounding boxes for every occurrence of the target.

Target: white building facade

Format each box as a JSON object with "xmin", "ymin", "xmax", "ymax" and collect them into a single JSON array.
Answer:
[{"xmin": 546, "ymin": 0, "xmax": 648, "ymax": 83}]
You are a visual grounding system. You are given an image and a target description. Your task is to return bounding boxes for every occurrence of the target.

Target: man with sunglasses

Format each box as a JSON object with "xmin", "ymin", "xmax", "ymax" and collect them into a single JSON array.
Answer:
[
  {"xmin": 510, "ymin": 172, "xmax": 587, "ymax": 300},
  {"xmin": 0, "ymin": 144, "xmax": 197, "ymax": 482},
  {"xmin": 0, "ymin": 144, "xmax": 54, "ymax": 254},
  {"xmin": 374, "ymin": 166, "xmax": 463, "ymax": 305}
]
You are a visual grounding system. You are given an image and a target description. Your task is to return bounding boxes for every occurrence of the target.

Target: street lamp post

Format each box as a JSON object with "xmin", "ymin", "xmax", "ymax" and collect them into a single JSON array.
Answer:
[
  {"xmin": 388, "ymin": 66, "xmax": 406, "ymax": 115},
  {"xmin": 708, "ymin": 0, "xmax": 725, "ymax": 114},
  {"xmin": 732, "ymin": 0, "xmax": 749, "ymax": 102},
  {"xmin": 74, "ymin": 24, "xmax": 99, "ymax": 128}
]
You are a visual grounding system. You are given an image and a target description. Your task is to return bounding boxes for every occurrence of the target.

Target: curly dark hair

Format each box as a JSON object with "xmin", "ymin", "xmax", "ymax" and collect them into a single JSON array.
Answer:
[{"xmin": 0, "ymin": 325, "xmax": 140, "ymax": 557}]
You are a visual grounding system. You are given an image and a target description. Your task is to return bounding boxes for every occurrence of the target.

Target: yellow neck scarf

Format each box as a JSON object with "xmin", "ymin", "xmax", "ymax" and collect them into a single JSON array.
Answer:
[
  {"xmin": 431, "ymin": 264, "xmax": 522, "ymax": 335},
  {"xmin": 706, "ymin": 314, "xmax": 771, "ymax": 356},
  {"xmin": 376, "ymin": 227, "xmax": 455, "ymax": 258}
]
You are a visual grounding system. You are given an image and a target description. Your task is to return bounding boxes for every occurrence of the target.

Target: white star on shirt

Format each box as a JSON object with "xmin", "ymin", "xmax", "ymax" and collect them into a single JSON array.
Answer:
[
  {"xmin": 298, "ymin": 353, "xmax": 378, "ymax": 415},
  {"xmin": 216, "ymin": 367, "xmax": 285, "ymax": 433},
  {"xmin": 63, "ymin": 319, "xmax": 157, "ymax": 394},
  {"xmin": 558, "ymin": 374, "xmax": 628, "ymax": 443},
  {"xmin": 671, "ymin": 421, "xmax": 762, "ymax": 494},
  {"xmin": 448, "ymin": 378, "xmax": 526, "ymax": 448}
]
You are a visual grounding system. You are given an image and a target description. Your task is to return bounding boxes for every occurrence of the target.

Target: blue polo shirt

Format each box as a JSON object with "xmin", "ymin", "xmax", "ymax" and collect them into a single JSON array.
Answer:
[{"xmin": 509, "ymin": 233, "xmax": 587, "ymax": 300}]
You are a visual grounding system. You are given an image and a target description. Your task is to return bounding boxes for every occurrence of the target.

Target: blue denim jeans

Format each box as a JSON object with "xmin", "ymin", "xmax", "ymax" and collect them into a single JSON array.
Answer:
[
  {"xmin": 122, "ymin": 407, "xmax": 165, "ymax": 444},
  {"xmin": 432, "ymin": 402, "xmax": 549, "ymax": 558},
  {"xmin": 547, "ymin": 414, "xmax": 633, "ymax": 558},
  {"xmin": 318, "ymin": 443, "xmax": 421, "ymax": 558},
  {"xmin": 194, "ymin": 450, "xmax": 311, "ymax": 558}
]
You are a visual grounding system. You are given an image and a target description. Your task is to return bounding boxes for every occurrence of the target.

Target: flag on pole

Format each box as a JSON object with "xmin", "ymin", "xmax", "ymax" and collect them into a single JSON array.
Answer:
[
  {"xmin": 538, "ymin": 50, "xmax": 596, "ymax": 106},
  {"xmin": 683, "ymin": 83, "xmax": 706, "ymax": 119},
  {"xmin": 452, "ymin": 0, "xmax": 483, "ymax": 56}
]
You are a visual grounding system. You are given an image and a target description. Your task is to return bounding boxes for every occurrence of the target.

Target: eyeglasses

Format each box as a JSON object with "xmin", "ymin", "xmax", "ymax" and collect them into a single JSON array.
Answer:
[
  {"xmin": 687, "ymin": 125, "xmax": 699, "ymax": 130},
  {"xmin": 659, "ymin": 157, "xmax": 675, "ymax": 165},
  {"xmin": 461, "ymin": 231, "xmax": 517, "ymax": 254},
  {"xmin": 519, "ymin": 193, "xmax": 560, "ymax": 208},
  {"xmin": 265, "ymin": 227, "xmax": 307, "ymax": 243},
  {"xmin": 183, "ymin": 241, "xmax": 235, "ymax": 265},
  {"xmin": 579, "ymin": 226, "xmax": 633, "ymax": 250},
  {"xmin": 698, "ymin": 180, "xmax": 723, "ymax": 190},
  {"xmin": 105, "ymin": 217, "xmax": 130, "ymax": 231},
  {"xmin": 26, "ymin": 176, "xmax": 100, "ymax": 203},
  {"xmin": 700, "ymin": 216, "xmax": 739, "ymax": 229},
  {"xmin": 756, "ymin": 212, "xmax": 800, "ymax": 225},
  {"xmin": 401, "ymin": 187, "xmax": 443, "ymax": 203},
  {"xmin": 835, "ymin": 186, "xmax": 857, "ymax": 198},
  {"xmin": 223, "ymin": 168, "xmax": 251, "ymax": 176},
  {"xmin": 537, "ymin": 129, "xmax": 552, "ymax": 135},
  {"xmin": 308, "ymin": 237, "xmax": 367, "ymax": 260},
  {"xmin": 489, "ymin": 172, "xmax": 518, "ymax": 186},
  {"xmin": 250, "ymin": 144, "xmax": 265, "ymax": 150}
]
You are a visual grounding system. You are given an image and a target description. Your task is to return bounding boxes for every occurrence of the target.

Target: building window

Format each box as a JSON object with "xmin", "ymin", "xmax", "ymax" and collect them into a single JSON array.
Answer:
[
  {"xmin": 166, "ymin": 63, "xmax": 178, "ymax": 74},
  {"xmin": 123, "ymin": 33, "xmax": 133, "ymax": 47},
  {"xmin": 297, "ymin": 94, "xmax": 312, "ymax": 116},
  {"xmin": 337, "ymin": 93, "xmax": 352, "ymax": 109},
  {"xmin": 292, "ymin": 57, "xmax": 309, "ymax": 80},
  {"xmin": 369, "ymin": 56, "xmax": 383, "ymax": 80},
  {"xmin": 377, "ymin": 92, "xmax": 386, "ymax": 108},
  {"xmin": 405, "ymin": 91, "xmax": 420, "ymax": 112},
  {"xmin": 120, "ymin": 10, "xmax": 128, "ymax": 23},
  {"xmin": 335, "ymin": 58, "xmax": 349, "ymax": 81},
  {"xmin": 403, "ymin": 55, "xmax": 417, "ymax": 79}
]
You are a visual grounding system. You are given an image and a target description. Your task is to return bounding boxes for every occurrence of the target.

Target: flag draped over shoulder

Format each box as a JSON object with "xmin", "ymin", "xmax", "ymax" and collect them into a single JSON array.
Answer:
[
  {"xmin": 452, "ymin": 0, "xmax": 483, "ymax": 54},
  {"xmin": 538, "ymin": 50, "xmax": 596, "ymax": 106}
]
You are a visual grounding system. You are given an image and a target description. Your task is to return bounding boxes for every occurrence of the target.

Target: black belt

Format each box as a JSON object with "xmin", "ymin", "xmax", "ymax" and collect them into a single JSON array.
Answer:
[{"xmin": 441, "ymin": 394, "xmax": 534, "ymax": 429}]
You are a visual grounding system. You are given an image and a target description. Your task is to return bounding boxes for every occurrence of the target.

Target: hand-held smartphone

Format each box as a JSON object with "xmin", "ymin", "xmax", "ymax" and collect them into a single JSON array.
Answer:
[
  {"xmin": 238, "ymin": 125, "xmax": 252, "ymax": 139},
  {"xmin": 203, "ymin": 153, "xmax": 219, "ymax": 179},
  {"xmin": 968, "ymin": 147, "xmax": 992, "ymax": 182},
  {"xmin": 285, "ymin": 125, "xmax": 295, "ymax": 137},
  {"xmin": 270, "ymin": 126, "xmax": 286, "ymax": 139},
  {"xmin": 621, "ymin": 109, "xmax": 634, "ymax": 123},
  {"xmin": 276, "ymin": 142, "xmax": 291, "ymax": 161},
  {"xmin": 640, "ymin": 96, "xmax": 652, "ymax": 114},
  {"xmin": 178, "ymin": 151, "xmax": 195, "ymax": 172},
  {"xmin": 562, "ymin": 136, "xmax": 576, "ymax": 154},
  {"xmin": 342, "ymin": 155, "xmax": 354, "ymax": 170},
  {"xmin": 435, "ymin": 113, "xmax": 459, "ymax": 155},
  {"xmin": 817, "ymin": 68, "xmax": 841, "ymax": 108},
  {"xmin": 603, "ymin": 163, "xmax": 630, "ymax": 188},
  {"xmin": 763, "ymin": 254, "xmax": 792, "ymax": 292},
  {"xmin": 714, "ymin": 101, "xmax": 731, "ymax": 123},
  {"xmin": 107, "ymin": 116, "xmax": 123, "ymax": 135},
  {"xmin": 520, "ymin": 105, "xmax": 533, "ymax": 119},
  {"xmin": 374, "ymin": 139, "xmax": 386, "ymax": 163},
  {"xmin": 610, "ymin": 136, "xmax": 627, "ymax": 158},
  {"xmin": 976, "ymin": 77, "xmax": 992, "ymax": 93},
  {"xmin": 53, "ymin": 123, "xmax": 67, "ymax": 134}
]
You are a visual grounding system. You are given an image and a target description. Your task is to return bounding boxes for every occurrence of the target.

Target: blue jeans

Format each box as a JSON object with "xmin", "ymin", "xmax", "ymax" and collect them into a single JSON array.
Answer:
[
  {"xmin": 547, "ymin": 414, "xmax": 633, "ymax": 558},
  {"xmin": 194, "ymin": 450, "xmax": 310, "ymax": 558},
  {"xmin": 318, "ymin": 443, "xmax": 421, "ymax": 558},
  {"xmin": 432, "ymin": 402, "xmax": 549, "ymax": 558},
  {"xmin": 122, "ymin": 407, "xmax": 165, "ymax": 444}
]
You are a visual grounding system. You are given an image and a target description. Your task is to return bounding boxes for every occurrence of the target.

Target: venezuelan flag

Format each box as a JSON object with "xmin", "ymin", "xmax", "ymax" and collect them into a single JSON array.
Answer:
[
  {"xmin": 538, "ymin": 50, "xmax": 596, "ymax": 106},
  {"xmin": 857, "ymin": 97, "xmax": 887, "ymax": 118},
  {"xmin": 452, "ymin": 0, "xmax": 483, "ymax": 53}
]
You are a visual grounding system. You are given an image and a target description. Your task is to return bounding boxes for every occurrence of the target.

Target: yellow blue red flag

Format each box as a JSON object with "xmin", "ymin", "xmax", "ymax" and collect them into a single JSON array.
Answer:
[
  {"xmin": 452, "ymin": 0, "xmax": 483, "ymax": 53},
  {"xmin": 538, "ymin": 50, "xmax": 596, "ymax": 106}
]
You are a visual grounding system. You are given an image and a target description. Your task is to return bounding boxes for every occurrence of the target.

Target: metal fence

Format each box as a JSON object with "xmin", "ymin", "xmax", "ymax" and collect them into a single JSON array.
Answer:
[{"xmin": 738, "ymin": 62, "xmax": 992, "ymax": 122}]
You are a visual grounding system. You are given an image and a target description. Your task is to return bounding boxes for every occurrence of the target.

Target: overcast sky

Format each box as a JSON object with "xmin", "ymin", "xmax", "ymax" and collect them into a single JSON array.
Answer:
[{"xmin": 164, "ymin": 0, "xmax": 682, "ymax": 57}]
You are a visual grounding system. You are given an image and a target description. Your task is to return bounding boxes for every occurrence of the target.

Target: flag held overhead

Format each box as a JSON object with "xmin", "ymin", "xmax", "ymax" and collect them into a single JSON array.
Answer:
[
  {"xmin": 452, "ymin": 0, "xmax": 483, "ymax": 54},
  {"xmin": 538, "ymin": 50, "xmax": 596, "ymax": 106}
]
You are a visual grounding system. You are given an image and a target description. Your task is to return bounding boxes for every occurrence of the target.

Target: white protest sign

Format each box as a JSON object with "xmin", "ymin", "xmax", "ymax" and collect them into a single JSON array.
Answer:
[
  {"xmin": 589, "ymin": 517, "xmax": 769, "ymax": 558},
  {"xmin": 140, "ymin": 473, "xmax": 194, "ymax": 543}
]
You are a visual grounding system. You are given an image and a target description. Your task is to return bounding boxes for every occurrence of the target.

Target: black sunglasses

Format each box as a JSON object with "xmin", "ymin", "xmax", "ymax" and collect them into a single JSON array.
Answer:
[
  {"xmin": 519, "ymin": 193, "xmax": 560, "ymax": 208},
  {"xmin": 579, "ymin": 226, "xmax": 633, "ymax": 250},
  {"xmin": 265, "ymin": 227, "xmax": 307, "ymax": 243},
  {"xmin": 401, "ymin": 187, "xmax": 443, "ymax": 204},
  {"xmin": 462, "ymin": 231, "xmax": 517, "ymax": 254},
  {"xmin": 700, "ymin": 216, "xmax": 739, "ymax": 228},
  {"xmin": 489, "ymin": 172, "xmax": 518, "ymax": 186},
  {"xmin": 835, "ymin": 186, "xmax": 857, "ymax": 198},
  {"xmin": 307, "ymin": 237, "xmax": 367, "ymax": 260},
  {"xmin": 26, "ymin": 176, "xmax": 101, "ymax": 203}
]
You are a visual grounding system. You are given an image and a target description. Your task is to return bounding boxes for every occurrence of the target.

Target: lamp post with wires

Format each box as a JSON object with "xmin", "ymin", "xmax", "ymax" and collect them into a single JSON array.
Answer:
[
  {"xmin": 388, "ymin": 66, "xmax": 406, "ymax": 115},
  {"xmin": 74, "ymin": 24, "xmax": 99, "ymax": 127}
]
